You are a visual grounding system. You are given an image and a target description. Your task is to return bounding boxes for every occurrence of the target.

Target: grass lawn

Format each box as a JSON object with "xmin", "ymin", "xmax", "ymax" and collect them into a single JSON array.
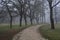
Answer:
[
  {"xmin": 0, "ymin": 24, "xmax": 31, "ymax": 40},
  {"xmin": 39, "ymin": 24, "xmax": 60, "ymax": 40}
]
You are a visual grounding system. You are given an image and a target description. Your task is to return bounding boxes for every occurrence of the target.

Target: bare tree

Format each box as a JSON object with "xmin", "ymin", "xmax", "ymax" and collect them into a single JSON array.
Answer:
[
  {"xmin": 28, "ymin": 0, "xmax": 33, "ymax": 25},
  {"xmin": 47, "ymin": 0, "xmax": 60, "ymax": 29},
  {"xmin": 6, "ymin": 3, "xmax": 13, "ymax": 29}
]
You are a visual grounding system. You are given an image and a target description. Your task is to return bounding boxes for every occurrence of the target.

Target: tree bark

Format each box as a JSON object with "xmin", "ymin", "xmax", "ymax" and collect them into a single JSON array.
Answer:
[
  {"xmin": 49, "ymin": 3, "xmax": 55, "ymax": 29},
  {"xmin": 20, "ymin": 4, "xmax": 23, "ymax": 27},
  {"xmin": 20, "ymin": 14, "xmax": 23, "ymax": 27},
  {"xmin": 10, "ymin": 16, "xmax": 12, "ymax": 29}
]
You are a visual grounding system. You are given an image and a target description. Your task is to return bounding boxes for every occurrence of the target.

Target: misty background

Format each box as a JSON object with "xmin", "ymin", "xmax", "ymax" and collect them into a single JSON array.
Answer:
[{"xmin": 0, "ymin": 0, "xmax": 60, "ymax": 25}]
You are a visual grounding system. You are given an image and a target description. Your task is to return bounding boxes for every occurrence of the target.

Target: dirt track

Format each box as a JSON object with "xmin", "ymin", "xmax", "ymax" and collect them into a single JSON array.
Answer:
[{"xmin": 13, "ymin": 25, "xmax": 46, "ymax": 40}]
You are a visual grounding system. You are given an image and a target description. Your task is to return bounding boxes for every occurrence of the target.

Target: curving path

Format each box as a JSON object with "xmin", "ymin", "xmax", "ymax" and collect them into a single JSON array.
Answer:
[{"xmin": 13, "ymin": 25, "xmax": 46, "ymax": 40}]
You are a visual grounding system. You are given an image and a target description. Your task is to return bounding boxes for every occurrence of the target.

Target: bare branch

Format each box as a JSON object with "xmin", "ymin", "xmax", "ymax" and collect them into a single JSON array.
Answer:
[{"xmin": 52, "ymin": 1, "xmax": 60, "ymax": 8}]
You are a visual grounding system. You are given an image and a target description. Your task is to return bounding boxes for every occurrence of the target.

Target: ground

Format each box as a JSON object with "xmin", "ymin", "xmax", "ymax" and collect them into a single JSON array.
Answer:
[
  {"xmin": 0, "ymin": 24, "xmax": 29, "ymax": 40},
  {"xmin": 0, "ymin": 25, "xmax": 20, "ymax": 40},
  {"xmin": 39, "ymin": 24, "xmax": 60, "ymax": 40},
  {"xmin": 13, "ymin": 25, "xmax": 46, "ymax": 40},
  {"xmin": 0, "ymin": 29, "xmax": 20, "ymax": 40}
]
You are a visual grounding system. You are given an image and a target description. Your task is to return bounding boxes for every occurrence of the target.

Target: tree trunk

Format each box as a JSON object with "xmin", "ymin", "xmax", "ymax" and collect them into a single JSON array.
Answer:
[
  {"xmin": 20, "ymin": 4, "xmax": 23, "ymax": 27},
  {"xmin": 36, "ymin": 14, "xmax": 39, "ymax": 24},
  {"xmin": 10, "ymin": 16, "xmax": 12, "ymax": 29},
  {"xmin": 44, "ymin": 15, "xmax": 46, "ymax": 23},
  {"xmin": 42, "ymin": 16, "xmax": 43, "ymax": 23},
  {"xmin": 29, "ymin": 10, "xmax": 33, "ymax": 25},
  {"xmin": 30, "ymin": 17, "xmax": 33, "ymax": 25},
  {"xmin": 20, "ymin": 14, "xmax": 23, "ymax": 27},
  {"xmin": 49, "ymin": 4, "xmax": 55, "ymax": 29},
  {"xmin": 24, "ymin": 13, "xmax": 27, "ymax": 26},
  {"xmin": 36, "ymin": 18, "xmax": 39, "ymax": 24},
  {"xmin": 6, "ymin": 4, "xmax": 13, "ymax": 29},
  {"xmin": 30, "ymin": 16, "xmax": 33, "ymax": 25}
]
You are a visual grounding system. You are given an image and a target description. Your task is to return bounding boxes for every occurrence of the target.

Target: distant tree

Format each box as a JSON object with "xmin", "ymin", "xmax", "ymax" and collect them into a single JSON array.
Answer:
[
  {"xmin": 28, "ymin": 0, "xmax": 33, "ymax": 25},
  {"xmin": 33, "ymin": 0, "xmax": 43, "ymax": 24},
  {"xmin": 41, "ymin": 0, "xmax": 46, "ymax": 23},
  {"xmin": 54, "ymin": 0, "xmax": 57, "ymax": 24},
  {"xmin": 1, "ymin": 0, "xmax": 19, "ymax": 29}
]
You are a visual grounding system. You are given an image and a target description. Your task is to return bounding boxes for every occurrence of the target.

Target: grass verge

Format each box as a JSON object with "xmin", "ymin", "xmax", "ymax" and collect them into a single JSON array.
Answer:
[
  {"xmin": 39, "ymin": 24, "xmax": 60, "ymax": 40},
  {"xmin": 0, "ymin": 24, "xmax": 32, "ymax": 40}
]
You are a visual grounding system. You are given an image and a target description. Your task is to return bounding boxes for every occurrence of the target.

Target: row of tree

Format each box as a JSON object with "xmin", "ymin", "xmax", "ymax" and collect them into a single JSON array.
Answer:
[
  {"xmin": 0, "ymin": 0, "xmax": 45, "ymax": 29},
  {"xmin": 0, "ymin": 0, "xmax": 60, "ymax": 30}
]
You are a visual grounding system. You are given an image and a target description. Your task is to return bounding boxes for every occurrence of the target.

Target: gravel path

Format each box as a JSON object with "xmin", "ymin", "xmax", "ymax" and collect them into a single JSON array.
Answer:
[{"xmin": 13, "ymin": 25, "xmax": 46, "ymax": 40}]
